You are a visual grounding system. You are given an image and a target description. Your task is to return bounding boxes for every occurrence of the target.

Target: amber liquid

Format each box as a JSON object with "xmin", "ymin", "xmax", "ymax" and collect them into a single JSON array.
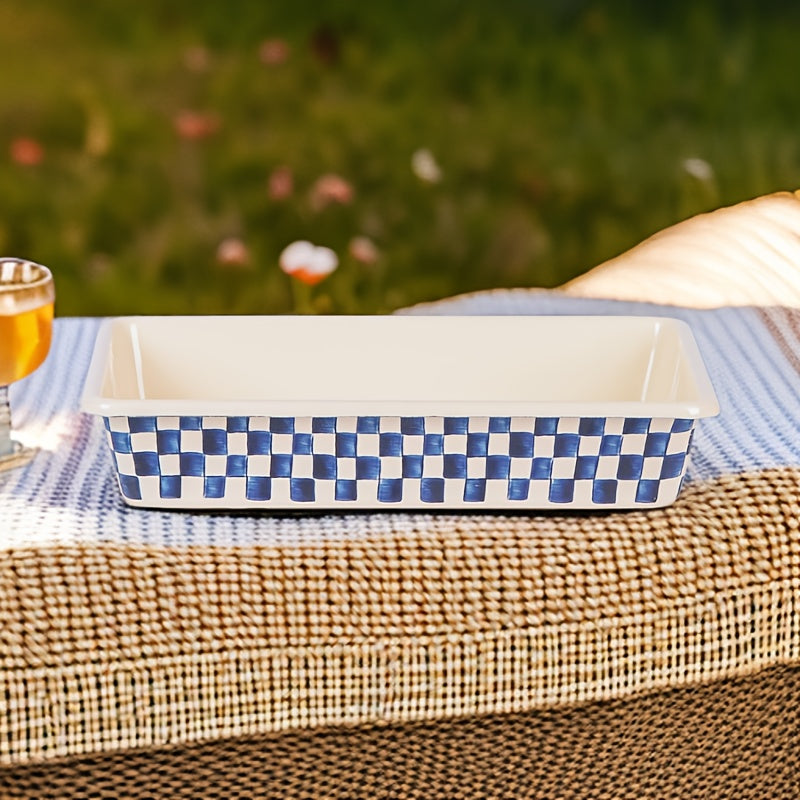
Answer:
[{"xmin": 0, "ymin": 302, "xmax": 54, "ymax": 385}]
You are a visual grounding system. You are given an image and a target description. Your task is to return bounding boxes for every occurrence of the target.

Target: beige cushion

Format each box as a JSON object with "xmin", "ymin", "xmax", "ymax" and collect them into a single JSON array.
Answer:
[{"xmin": 562, "ymin": 190, "xmax": 800, "ymax": 307}]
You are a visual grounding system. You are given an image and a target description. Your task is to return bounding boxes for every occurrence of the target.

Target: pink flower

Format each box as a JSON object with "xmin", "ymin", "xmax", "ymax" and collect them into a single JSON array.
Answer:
[
  {"xmin": 174, "ymin": 110, "xmax": 220, "ymax": 140},
  {"xmin": 259, "ymin": 38, "xmax": 291, "ymax": 65},
  {"xmin": 183, "ymin": 45, "xmax": 211, "ymax": 73},
  {"xmin": 348, "ymin": 236, "xmax": 379, "ymax": 264},
  {"xmin": 268, "ymin": 165, "xmax": 294, "ymax": 200},
  {"xmin": 216, "ymin": 237, "xmax": 250, "ymax": 268},
  {"xmin": 310, "ymin": 173, "xmax": 353, "ymax": 210},
  {"xmin": 10, "ymin": 137, "xmax": 44, "ymax": 166},
  {"xmin": 279, "ymin": 240, "xmax": 338, "ymax": 286}
]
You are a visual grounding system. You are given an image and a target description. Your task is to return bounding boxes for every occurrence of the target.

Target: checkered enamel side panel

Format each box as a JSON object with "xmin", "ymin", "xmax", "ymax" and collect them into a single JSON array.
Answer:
[{"xmin": 103, "ymin": 415, "xmax": 695, "ymax": 506}]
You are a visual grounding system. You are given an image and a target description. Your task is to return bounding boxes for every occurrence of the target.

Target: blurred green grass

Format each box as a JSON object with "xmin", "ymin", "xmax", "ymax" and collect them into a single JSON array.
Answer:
[{"xmin": 1, "ymin": 0, "xmax": 800, "ymax": 315}]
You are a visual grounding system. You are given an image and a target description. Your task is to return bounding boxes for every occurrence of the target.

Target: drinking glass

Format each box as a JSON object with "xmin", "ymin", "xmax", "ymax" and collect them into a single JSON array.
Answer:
[{"xmin": 0, "ymin": 258, "xmax": 55, "ymax": 472}]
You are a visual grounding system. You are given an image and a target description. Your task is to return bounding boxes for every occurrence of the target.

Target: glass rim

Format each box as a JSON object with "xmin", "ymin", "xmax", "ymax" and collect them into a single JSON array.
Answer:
[{"xmin": 0, "ymin": 259, "xmax": 53, "ymax": 293}]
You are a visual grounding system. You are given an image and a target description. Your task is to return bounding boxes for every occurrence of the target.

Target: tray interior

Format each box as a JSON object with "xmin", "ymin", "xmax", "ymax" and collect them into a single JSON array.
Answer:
[{"xmin": 91, "ymin": 316, "xmax": 711, "ymax": 414}]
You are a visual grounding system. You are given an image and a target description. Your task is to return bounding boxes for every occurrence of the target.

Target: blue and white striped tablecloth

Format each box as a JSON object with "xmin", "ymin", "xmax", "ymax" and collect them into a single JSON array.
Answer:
[{"xmin": 4, "ymin": 294, "xmax": 800, "ymax": 547}]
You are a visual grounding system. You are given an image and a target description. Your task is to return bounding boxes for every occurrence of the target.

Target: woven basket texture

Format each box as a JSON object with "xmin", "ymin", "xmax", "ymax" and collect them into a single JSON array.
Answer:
[{"xmin": 2, "ymin": 664, "xmax": 798, "ymax": 799}]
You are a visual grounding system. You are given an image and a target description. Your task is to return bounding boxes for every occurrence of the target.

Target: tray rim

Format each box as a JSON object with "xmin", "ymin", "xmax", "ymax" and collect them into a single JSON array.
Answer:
[{"xmin": 80, "ymin": 315, "xmax": 720, "ymax": 420}]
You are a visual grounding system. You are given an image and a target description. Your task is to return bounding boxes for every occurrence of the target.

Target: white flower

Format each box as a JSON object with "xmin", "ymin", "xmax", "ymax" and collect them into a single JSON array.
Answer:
[
  {"xmin": 682, "ymin": 157, "xmax": 714, "ymax": 182},
  {"xmin": 411, "ymin": 148, "xmax": 442, "ymax": 183},
  {"xmin": 279, "ymin": 240, "xmax": 338, "ymax": 285}
]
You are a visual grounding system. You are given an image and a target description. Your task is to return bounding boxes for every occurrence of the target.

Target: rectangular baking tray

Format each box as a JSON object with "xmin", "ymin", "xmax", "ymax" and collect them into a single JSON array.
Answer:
[{"xmin": 80, "ymin": 315, "xmax": 718, "ymax": 510}]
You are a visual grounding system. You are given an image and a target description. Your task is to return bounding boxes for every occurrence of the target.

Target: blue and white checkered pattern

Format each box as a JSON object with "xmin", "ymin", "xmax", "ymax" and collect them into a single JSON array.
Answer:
[{"xmin": 103, "ymin": 414, "xmax": 695, "ymax": 508}]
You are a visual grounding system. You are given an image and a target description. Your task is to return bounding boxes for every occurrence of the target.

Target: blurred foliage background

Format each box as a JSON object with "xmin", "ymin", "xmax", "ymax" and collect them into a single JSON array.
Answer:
[{"xmin": 1, "ymin": 0, "xmax": 800, "ymax": 315}]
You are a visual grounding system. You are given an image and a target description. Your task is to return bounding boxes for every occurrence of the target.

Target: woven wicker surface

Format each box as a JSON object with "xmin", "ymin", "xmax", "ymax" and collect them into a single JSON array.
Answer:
[
  {"xmin": 3, "ymin": 467, "xmax": 800, "ymax": 764},
  {"xmin": 2, "ymin": 664, "xmax": 798, "ymax": 799},
  {"xmin": 3, "ymin": 298, "xmax": 800, "ymax": 767}
]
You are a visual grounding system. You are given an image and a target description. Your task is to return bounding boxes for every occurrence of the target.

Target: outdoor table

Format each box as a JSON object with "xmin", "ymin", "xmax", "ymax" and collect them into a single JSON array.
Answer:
[{"xmin": 2, "ymin": 291, "xmax": 799, "ymax": 799}]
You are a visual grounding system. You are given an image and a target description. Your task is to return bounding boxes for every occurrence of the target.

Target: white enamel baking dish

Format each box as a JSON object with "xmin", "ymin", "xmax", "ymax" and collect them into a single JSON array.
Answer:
[{"xmin": 81, "ymin": 315, "xmax": 718, "ymax": 510}]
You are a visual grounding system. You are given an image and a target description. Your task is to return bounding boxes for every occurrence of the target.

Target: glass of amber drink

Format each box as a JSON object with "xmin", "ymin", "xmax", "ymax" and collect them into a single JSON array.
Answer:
[{"xmin": 0, "ymin": 258, "xmax": 55, "ymax": 472}]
